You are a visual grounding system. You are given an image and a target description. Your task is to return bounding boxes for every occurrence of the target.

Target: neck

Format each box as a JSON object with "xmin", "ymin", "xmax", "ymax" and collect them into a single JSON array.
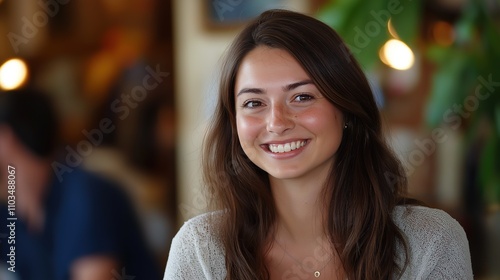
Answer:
[{"xmin": 270, "ymin": 173, "xmax": 331, "ymax": 245}]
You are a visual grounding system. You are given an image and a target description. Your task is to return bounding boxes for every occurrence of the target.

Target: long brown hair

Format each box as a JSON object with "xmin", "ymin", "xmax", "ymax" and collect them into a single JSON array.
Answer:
[{"xmin": 202, "ymin": 9, "xmax": 409, "ymax": 279}]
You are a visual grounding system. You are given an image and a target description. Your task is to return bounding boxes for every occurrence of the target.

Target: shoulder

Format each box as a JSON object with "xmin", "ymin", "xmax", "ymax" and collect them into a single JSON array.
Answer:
[
  {"xmin": 171, "ymin": 211, "xmax": 224, "ymax": 250},
  {"xmin": 392, "ymin": 205, "xmax": 468, "ymax": 250},
  {"xmin": 178, "ymin": 211, "xmax": 224, "ymax": 235},
  {"xmin": 57, "ymin": 167, "xmax": 121, "ymax": 195},
  {"xmin": 393, "ymin": 205, "xmax": 463, "ymax": 234},
  {"xmin": 53, "ymin": 167, "xmax": 129, "ymax": 213},
  {"xmin": 393, "ymin": 205, "xmax": 473, "ymax": 279},
  {"xmin": 50, "ymin": 168, "xmax": 130, "ymax": 228},
  {"xmin": 49, "ymin": 167, "xmax": 136, "ymax": 253},
  {"xmin": 164, "ymin": 211, "xmax": 226, "ymax": 279}
]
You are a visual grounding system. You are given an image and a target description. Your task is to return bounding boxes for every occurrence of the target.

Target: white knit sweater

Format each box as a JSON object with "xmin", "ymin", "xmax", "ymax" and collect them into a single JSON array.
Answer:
[{"xmin": 164, "ymin": 206, "xmax": 473, "ymax": 279}]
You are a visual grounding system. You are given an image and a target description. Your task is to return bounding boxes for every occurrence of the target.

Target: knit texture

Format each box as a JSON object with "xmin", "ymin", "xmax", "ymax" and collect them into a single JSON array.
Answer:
[{"xmin": 163, "ymin": 205, "xmax": 473, "ymax": 279}]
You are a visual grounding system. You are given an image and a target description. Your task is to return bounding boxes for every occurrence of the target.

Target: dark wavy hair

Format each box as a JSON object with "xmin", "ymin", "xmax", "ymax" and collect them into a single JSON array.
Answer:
[{"xmin": 203, "ymin": 9, "xmax": 410, "ymax": 279}]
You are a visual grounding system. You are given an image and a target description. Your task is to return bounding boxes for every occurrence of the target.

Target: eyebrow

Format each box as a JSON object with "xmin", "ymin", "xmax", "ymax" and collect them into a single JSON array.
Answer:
[
  {"xmin": 236, "ymin": 79, "xmax": 313, "ymax": 96},
  {"xmin": 283, "ymin": 79, "xmax": 313, "ymax": 92}
]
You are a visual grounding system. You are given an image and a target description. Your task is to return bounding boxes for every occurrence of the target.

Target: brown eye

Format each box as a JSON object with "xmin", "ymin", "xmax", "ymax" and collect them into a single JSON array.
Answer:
[
  {"xmin": 293, "ymin": 94, "xmax": 313, "ymax": 102},
  {"xmin": 243, "ymin": 100, "xmax": 263, "ymax": 108}
]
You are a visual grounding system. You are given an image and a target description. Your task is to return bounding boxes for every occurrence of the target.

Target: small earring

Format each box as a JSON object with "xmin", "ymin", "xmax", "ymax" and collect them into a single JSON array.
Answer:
[{"xmin": 344, "ymin": 123, "xmax": 348, "ymax": 129}]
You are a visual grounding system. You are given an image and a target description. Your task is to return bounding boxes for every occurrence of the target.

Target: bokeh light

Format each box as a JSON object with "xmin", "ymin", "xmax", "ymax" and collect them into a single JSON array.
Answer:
[
  {"xmin": 0, "ymin": 58, "xmax": 29, "ymax": 90},
  {"xmin": 433, "ymin": 21, "xmax": 455, "ymax": 46},
  {"xmin": 379, "ymin": 39, "xmax": 415, "ymax": 70}
]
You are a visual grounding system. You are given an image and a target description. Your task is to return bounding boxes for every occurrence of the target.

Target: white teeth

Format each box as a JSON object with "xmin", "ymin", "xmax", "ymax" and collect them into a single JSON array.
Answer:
[
  {"xmin": 284, "ymin": 143, "xmax": 291, "ymax": 152},
  {"xmin": 269, "ymin": 141, "xmax": 306, "ymax": 153}
]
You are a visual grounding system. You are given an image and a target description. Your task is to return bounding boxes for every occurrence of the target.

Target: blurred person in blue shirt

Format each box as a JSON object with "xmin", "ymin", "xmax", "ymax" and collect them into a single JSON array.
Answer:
[{"xmin": 0, "ymin": 88, "xmax": 160, "ymax": 280}]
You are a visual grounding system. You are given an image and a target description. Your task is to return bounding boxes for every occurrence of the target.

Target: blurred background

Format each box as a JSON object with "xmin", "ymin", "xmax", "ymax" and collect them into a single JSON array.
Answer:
[{"xmin": 0, "ymin": 0, "xmax": 498, "ymax": 279}]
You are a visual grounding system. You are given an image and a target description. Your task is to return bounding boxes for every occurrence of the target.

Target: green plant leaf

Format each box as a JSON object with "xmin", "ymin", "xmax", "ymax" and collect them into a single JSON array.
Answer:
[
  {"xmin": 425, "ymin": 54, "xmax": 467, "ymax": 127},
  {"xmin": 318, "ymin": 0, "xmax": 393, "ymax": 69},
  {"xmin": 426, "ymin": 45, "xmax": 452, "ymax": 64},
  {"xmin": 390, "ymin": 0, "xmax": 421, "ymax": 45},
  {"xmin": 454, "ymin": 0, "xmax": 480, "ymax": 45},
  {"xmin": 316, "ymin": 0, "xmax": 363, "ymax": 30}
]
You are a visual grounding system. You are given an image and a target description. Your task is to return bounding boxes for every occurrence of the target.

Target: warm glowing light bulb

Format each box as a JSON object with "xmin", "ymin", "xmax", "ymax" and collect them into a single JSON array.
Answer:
[
  {"xmin": 379, "ymin": 39, "xmax": 414, "ymax": 70},
  {"xmin": 0, "ymin": 58, "xmax": 29, "ymax": 90}
]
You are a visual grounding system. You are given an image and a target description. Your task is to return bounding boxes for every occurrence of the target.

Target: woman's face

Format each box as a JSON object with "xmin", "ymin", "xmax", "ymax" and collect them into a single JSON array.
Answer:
[{"xmin": 235, "ymin": 46, "xmax": 344, "ymax": 181}]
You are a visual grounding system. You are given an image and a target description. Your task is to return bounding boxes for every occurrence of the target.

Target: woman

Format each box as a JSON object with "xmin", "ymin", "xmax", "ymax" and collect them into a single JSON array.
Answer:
[{"xmin": 164, "ymin": 9, "xmax": 473, "ymax": 279}]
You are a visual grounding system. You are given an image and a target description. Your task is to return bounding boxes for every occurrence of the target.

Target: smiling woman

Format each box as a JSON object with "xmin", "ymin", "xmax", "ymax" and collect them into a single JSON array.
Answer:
[
  {"xmin": 235, "ymin": 47, "xmax": 344, "ymax": 182},
  {"xmin": 164, "ymin": 9, "xmax": 473, "ymax": 280}
]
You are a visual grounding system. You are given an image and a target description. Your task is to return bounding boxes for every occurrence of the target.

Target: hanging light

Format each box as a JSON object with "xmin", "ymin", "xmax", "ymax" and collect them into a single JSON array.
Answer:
[
  {"xmin": 0, "ymin": 58, "xmax": 29, "ymax": 90},
  {"xmin": 379, "ymin": 39, "xmax": 415, "ymax": 70}
]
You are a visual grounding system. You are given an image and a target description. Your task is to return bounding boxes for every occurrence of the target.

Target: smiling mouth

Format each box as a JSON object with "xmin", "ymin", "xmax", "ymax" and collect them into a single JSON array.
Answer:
[{"xmin": 268, "ymin": 140, "xmax": 307, "ymax": 153}]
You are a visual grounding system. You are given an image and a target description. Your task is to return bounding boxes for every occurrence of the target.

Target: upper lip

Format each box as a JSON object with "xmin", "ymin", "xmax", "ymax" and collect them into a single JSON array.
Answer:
[{"xmin": 262, "ymin": 138, "xmax": 308, "ymax": 145}]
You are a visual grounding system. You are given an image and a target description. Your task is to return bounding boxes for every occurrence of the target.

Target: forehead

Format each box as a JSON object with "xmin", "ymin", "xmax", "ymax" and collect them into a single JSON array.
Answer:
[
  {"xmin": 235, "ymin": 46, "xmax": 310, "ymax": 89},
  {"xmin": 238, "ymin": 46, "xmax": 299, "ymax": 71}
]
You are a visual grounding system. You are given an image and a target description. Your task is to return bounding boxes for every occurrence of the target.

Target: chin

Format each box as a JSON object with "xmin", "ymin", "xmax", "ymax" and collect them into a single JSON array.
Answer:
[{"xmin": 267, "ymin": 170, "xmax": 304, "ymax": 180}]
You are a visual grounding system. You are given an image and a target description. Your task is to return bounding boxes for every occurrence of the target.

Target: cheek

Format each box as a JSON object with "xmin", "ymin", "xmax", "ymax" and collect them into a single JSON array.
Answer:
[
  {"xmin": 299, "ymin": 105, "xmax": 344, "ymax": 144},
  {"xmin": 236, "ymin": 115, "xmax": 261, "ymax": 150},
  {"xmin": 301, "ymin": 108, "xmax": 341, "ymax": 130}
]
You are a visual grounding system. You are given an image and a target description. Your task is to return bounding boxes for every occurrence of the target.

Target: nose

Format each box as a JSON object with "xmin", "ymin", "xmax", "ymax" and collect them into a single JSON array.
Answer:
[{"xmin": 266, "ymin": 103, "xmax": 294, "ymax": 134}]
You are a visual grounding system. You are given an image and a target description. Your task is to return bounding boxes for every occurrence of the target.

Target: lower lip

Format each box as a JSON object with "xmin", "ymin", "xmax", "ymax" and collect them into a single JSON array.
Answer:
[{"xmin": 263, "ymin": 142, "xmax": 308, "ymax": 159}]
